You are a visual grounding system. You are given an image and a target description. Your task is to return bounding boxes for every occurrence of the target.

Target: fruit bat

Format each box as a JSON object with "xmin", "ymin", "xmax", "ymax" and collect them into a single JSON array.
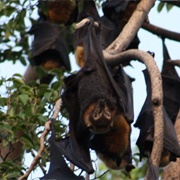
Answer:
[
  {"xmin": 40, "ymin": 119, "xmax": 84, "ymax": 180},
  {"xmin": 161, "ymin": 38, "xmax": 180, "ymax": 123},
  {"xmin": 134, "ymin": 69, "xmax": 180, "ymax": 178},
  {"xmin": 38, "ymin": 0, "xmax": 77, "ymax": 25},
  {"xmin": 74, "ymin": 0, "xmax": 100, "ymax": 67},
  {"xmin": 56, "ymin": 18, "xmax": 134, "ymax": 174},
  {"xmin": 101, "ymin": 0, "xmax": 140, "ymax": 55},
  {"xmin": 29, "ymin": 21, "xmax": 71, "ymax": 71},
  {"xmin": 102, "ymin": 0, "xmax": 130, "ymax": 19},
  {"xmin": 89, "ymin": 66, "xmax": 134, "ymax": 172}
]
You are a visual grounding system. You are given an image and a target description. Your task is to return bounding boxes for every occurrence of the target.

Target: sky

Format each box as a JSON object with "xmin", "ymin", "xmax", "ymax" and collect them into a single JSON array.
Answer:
[{"xmin": 0, "ymin": 1, "xmax": 180, "ymax": 179}]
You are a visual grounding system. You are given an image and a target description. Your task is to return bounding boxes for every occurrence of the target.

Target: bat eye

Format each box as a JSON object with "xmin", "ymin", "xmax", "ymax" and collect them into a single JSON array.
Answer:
[
  {"xmin": 104, "ymin": 111, "xmax": 111, "ymax": 120},
  {"xmin": 93, "ymin": 113, "xmax": 102, "ymax": 120}
]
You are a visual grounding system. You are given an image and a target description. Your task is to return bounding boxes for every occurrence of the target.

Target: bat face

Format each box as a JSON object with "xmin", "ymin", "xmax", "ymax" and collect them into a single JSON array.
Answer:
[
  {"xmin": 83, "ymin": 99, "xmax": 116, "ymax": 134},
  {"xmin": 90, "ymin": 114, "xmax": 134, "ymax": 171}
]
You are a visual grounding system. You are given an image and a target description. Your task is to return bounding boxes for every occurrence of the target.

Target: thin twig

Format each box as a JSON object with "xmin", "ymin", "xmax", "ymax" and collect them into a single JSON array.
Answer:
[
  {"xmin": 142, "ymin": 22, "xmax": 180, "ymax": 42},
  {"xmin": 168, "ymin": 60, "xmax": 180, "ymax": 67},
  {"xmin": 18, "ymin": 99, "xmax": 62, "ymax": 180},
  {"xmin": 30, "ymin": 150, "xmax": 46, "ymax": 175}
]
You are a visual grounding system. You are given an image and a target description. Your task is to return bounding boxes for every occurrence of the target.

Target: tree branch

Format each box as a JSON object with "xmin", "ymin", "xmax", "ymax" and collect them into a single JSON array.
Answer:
[
  {"xmin": 104, "ymin": 49, "xmax": 164, "ymax": 170},
  {"xmin": 18, "ymin": 99, "xmax": 62, "ymax": 180},
  {"xmin": 142, "ymin": 23, "xmax": 180, "ymax": 42},
  {"xmin": 168, "ymin": 60, "xmax": 180, "ymax": 67},
  {"xmin": 105, "ymin": 0, "xmax": 156, "ymax": 54}
]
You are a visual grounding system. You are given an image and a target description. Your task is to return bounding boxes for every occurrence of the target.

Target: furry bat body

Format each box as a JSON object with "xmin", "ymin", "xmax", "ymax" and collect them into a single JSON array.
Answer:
[{"xmin": 56, "ymin": 18, "xmax": 134, "ymax": 174}]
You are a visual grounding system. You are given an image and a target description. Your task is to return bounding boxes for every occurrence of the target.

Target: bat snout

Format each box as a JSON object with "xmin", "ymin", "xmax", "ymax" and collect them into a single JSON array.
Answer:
[
  {"xmin": 89, "ymin": 116, "xmax": 113, "ymax": 134},
  {"xmin": 83, "ymin": 99, "xmax": 116, "ymax": 134}
]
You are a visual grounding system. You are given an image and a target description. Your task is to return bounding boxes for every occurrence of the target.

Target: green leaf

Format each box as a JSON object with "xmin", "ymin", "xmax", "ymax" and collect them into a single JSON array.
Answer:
[
  {"xmin": 157, "ymin": 2, "xmax": 164, "ymax": 12},
  {"xmin": 0, "ymin": 123, "xmax": 13, "ymax": 135},
  {"xmin": 12, "ymin": 73, "xmax": 23, "ymax": 78},
  {"xmin": 4, "ymin": 171, "xmax": 21, "ymax": 179},
  {"xmin": 12, "ymin": 78, "xmax": 24, "ymax": 87},
  {"xmin": 0, "ymin": 97, "xmax": 7, "ymax": 106},
  {"xmin": 18, "ymin": 94, "xmax": 29, "ymax": 105},
  {"xmin": 44, "ymin": 91, "xmax": 52, "ymax": 101},
  {"xmin": 166, "ymin": 3, "xmax": 173, "ymax": 12},
  {"xmin": 7, "ymin": 107, "xmax": 15, "ymax": 116},
  {"xmin": 0, "ymin": 2, "xmax": 6, "ymax": 12},
  {"xmin": 20, "ymin": 134, "xmax": 34, "ymax": 149}
]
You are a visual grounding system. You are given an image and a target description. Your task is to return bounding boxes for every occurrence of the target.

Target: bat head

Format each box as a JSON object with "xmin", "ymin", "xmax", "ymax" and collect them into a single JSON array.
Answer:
[{"xmin": 83, "ymin": 99, "xmax": 116, "ymax": 134}]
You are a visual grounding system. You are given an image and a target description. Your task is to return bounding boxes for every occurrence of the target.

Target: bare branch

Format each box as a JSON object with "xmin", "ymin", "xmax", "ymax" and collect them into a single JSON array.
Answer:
[
  {"xmin": 142, "ymin": 23, "xmax": 180, "ymax": 42},
  {"xmin": 105, "ymin": 0, "xmax": 156, "ymax": 54},
  {"xmin": 104, "ymin": 49, "xmax": 164, "ymax": 169},
  {"xmin": 168, "ymin": 60, "xmax": 180, "ymax": 67},
  {"xmin": 18, "ymin": 99, "xmax": 62, "ymax": 180}
]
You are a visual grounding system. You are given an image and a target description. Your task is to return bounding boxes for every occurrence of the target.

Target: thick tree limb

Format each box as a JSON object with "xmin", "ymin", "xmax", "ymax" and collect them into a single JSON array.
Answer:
[
  {"xmin": 104, "ymin": 49, "xmax": 164, "ymax": 171},
  {"xmin": 105, "ymin": 0, "xmax": 156, "ymax": 54},
  {"xmin": 18, "ymin": 99, "xmax": 62, "ymax": 180},
  {"xmin": 142, "ymin": 23, "xmax": 180, "ymax": 42}
]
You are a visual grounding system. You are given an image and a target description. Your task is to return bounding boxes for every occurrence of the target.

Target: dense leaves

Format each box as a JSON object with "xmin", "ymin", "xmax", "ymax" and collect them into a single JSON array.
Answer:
[{"xmin": 0, "ymin": 70, "xmax": 66, "ymax": 179}]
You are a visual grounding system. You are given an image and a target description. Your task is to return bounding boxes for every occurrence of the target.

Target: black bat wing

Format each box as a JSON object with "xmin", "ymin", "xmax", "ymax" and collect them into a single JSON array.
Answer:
[
  {"xmin": 161, "ymin": 38, "xmax": 180, "ymax": 123},
  {"xmin": 163, "ymin": 76, "xmax": 180, "ymax": 123},
  {"xmin": 77, "ymin": 0, "xmax": 100, "ymax": 22},
  {"xmin": 161, "ymin": 38, "xmax": 179, "ymax": 78},
  {"xmin": 147, "ymin": 158, "xmax": 159, "ymax": 180},
  {"xmin": 163, "ymin": 109, "xmax": 180, "ymax": 156},
  {"xmin": 113, "ymin": 66, "xmax": 134, "ymax": 123},
  {"xmin": 40, "ymin": 138, "xmax": 84, "ymax": 180},
  {"xmin": 56, "ymin": 73, "xmax": 94, "ymax": 174},
  {"xmin": 134, "ymin": 69, "xmax": 180, "ymax": 160},
  {"xmin": 77, "ymin": 18, "xmax": 134, "ymax": 123},
  {"xmin": 102, "ymin": 0, "xmax": 129, "ymax": 18},
  {"xmin": 29, "ymin": 21, "xmax": 70, "ymax": 70}
]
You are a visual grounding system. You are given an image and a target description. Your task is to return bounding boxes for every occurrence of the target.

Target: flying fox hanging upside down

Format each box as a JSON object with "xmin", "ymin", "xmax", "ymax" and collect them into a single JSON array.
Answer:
[
  {"xmin": 55, "ymin": 18, "xmax": 134, "ymax": 174},
  {"xmin": 134, "ymin": 68, "xmax": 180, "ymax": 179}
]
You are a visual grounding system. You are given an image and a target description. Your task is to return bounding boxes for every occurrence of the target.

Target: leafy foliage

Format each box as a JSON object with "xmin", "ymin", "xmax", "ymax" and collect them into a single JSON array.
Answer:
[
  {"xmin": 157, "ymin": 2, "xmax": 173, "ymax": 12},
  {"xmin": 0, "ymin": 70, "xmax": 66, "ymax": 178},
  {"xmin": 0, "ymin": 0, "xmax": 38, "ymax": 65}
]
